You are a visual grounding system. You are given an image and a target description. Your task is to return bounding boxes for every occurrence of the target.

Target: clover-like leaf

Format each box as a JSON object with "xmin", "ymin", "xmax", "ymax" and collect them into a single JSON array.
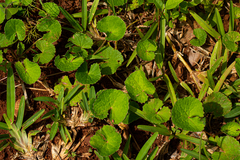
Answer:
[
  {"xmin": 223, "ymin": 31, "xmax": 240, "ymax": 52},
  {"xmin": 91, "ymin": 89, "xmax": 129, "ymax": 124},
  {"xmin": 203, "ymin": 92, "xmax": 232, "ymax": 117},
  {"xmin": 54, "ymin": 76, "xmax": 89, "ymax": 106},
  {"xmin": 90, "ymin": 125, "xmax": 121, "ymax": 156},
  {"xmin": 97, "ymin": 16, "xmax": 126, "ymax": 41},
  {"xmin": 212, "ymin": 136, "xmax": 240, "ymax": 160},
  {"xmin": 190, "ymin": 28, "xmax": 207, "ymax": 46},
  {"xmin": 42, "ymin": 2, "xmax": 60, "ymax": 17},
  {"xmin": 69, "ymin": 32, "xmax": 93, "ymax": 49},
  {"xmin": 125, "ymin": 70, "xmax": 155, "ymax": 103},
  {"xmin": 172, "ymin": 97, "xmax": 205, "ymax": 132},
  {"xmin": 0, "ymin": 33, "xmax": 14, "ymax": 47},
  {"xmin": 166, "ymin": 0, "xmax": 183, "ymax": 10},
  {"xmin": 221, "ymin": 122, "xmax": 240, "ymax": 137},
  {"xmin": 4, "ymin": 19, "xmax": 25, "ymax": 41},
  {"xmin": 137, "ymin": 39, "xmax": 157, "ymax": 61},
  {"xmin": 15, "ymin": 58, "xmax": 41, "ymax": 84},
  {"xmin": 143, "ymin": 98, "xmax": 170, "ymax": 124},
  {"xmin": 33, "ymin": 40, "xmax": 55, "ymax": 64},
  {"xmin": 96, "ymin": 46, "xmax": 123, "ymax": 75},
  {"xmin": 75, "ymin": 62, "xmax": 101, "ymax": 84},
  {"xmin": 54, "ymin": 53, "xmax": 84, "ymax": 72},
  {"xmin": 37, "ymin": 17, "xmax": 61, "ymax": 43}
]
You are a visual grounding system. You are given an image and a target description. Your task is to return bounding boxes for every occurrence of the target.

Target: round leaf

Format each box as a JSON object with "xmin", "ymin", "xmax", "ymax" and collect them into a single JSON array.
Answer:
[
  {"xmin": 223, "ymin": 31, "xmax": 240, "ymax": 52},
  {"xmin": 37, "ymin": 17, "xmax": 61, "ymax": 43},
  {"xmin": 125, "ymin": 70, "xmax": 155, "ymax": 103},
  {"xmin": 42, "ymin": 2, "xmax": 60, "ymax": 17},
  {"xmin": 143, "ymin": 98, "xmax": 170, "ymax": 124},
  {"xmin": 91, "ymin": 89, "xmax": 129, "ymax": 124},
  {"xmin": 203, "ymin": 92, "xmax": 232, "ymax": 117},
  {"xmin": 97, "ymin": 16, "xmax": 126, "ymax": 41},
  {"xmin": 69, "ymin": 32, "xmax": 93, "ymax": 49},
  {"xmin": 172, "ymin": 97, "xmax": 205, "ymax": 132},
  {"xmin": 137, "ymin": 39, "xmax": 157, "ymax": 61},
  {"xmin": 0, "ymin": 33, "xmax": 14, "ymax": 48},
  {"xmin": 0, "ymin": 4, "xmax": 5, "ymax": 24},
  {"xmin": 190, "ymin": 28, "xmax": 207, "ymax": 46},
  {"xmin": 33, "ymin": 40, "xmax": 55, "ymax": 64},
  {"xmin": 4, "ymin": 19, "xmax": 25, "ymax": 41},
  {"xmin": 54, "ymin": 54, "xmax": 84, "ymax": 71},
  {"xmin": 75, "ymin": 62, "xmax": 101, "ymax": 84},
  {"xmin": 90, "ymin": 125, "xmax": 121, "ymax": 156},
  {"xmin": 221, "ymin": 122, "xmax": 240, "ymax": 137},
  {"xmin": 96, "ymin": 46, "xmax": 124, "ymax": 75},
  {"xmin": 15, "ymin": 58, "xmax": 41, "ymax": 84},
  {"xmin": 166, "ymin": 0, "xmax": 183, "ymax": 10}
]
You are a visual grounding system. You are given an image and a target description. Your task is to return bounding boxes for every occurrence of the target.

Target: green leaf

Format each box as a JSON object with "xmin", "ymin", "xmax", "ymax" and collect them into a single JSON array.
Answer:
[
  {"xmin": 22, "ymin": 109, "xmax": 45, "ymax": 130},
  {"xmin": 7, "ymin": 67, "xmax": 15, "ymax": 122},
  {"xmin": 142, "ymin": 99, "xmax": 170, "ymax": 124},
  {"xmin": 203, "ymin": 92, "xmax": 232, "ymax": 117},
  {"xmin": 0, "ymin": 33, "xmax": 14, "ymax": 48},
  {"xmin": 137, "ymin": 125, "xmax": 170, "ymax": 136},
  {"xmin": 125, "ymin": 70, "xmax": 155, "ymax": 103},
  {"xmin": 6, "ymin": 8, "xmax": 18, "ymax": 20},
  {"xmin": 97, "ymin": 16, "xmax": 126, "ymax": 41},
  {"xmin": 137, "ymin": 40, "xmax": 157, "ymax": 61},
  {"xmin": 107, "ymin": 0, "xmax": 127, "ymax": 6},
  {"xmin": 91, "ymin": 89, "xmax": 129, "ymax": 124},
  {"xmin": 0, "ymin": 4, "xmax": 5, "ymax": 24},
  {"xmin": 221, "ymin": 122, "xmax": 240, "ymax": 137},
  {"xmin": 90, "ymin": 125, "xmax": 121, "ymax": 156},
  {"xmin": 166, "ymin": 0, "xmax": 183, "ymax": 10},
  {"xmin": 37, "ymin": 17, "xmax": 61, "ymax": 43},
  {"xmin": 50, "ymin": 121, "xmax": 59, "ymax": 140},
  {"xmin": 136, "ymin": 132, "xmax": 158, "ymax": 160},
  {"xmin": 222, "ymin": 31, "xmax": 240, "ymax": 52},
  {"xmin": 96, "ymin": 46, "xmax": 124, "ymax": 75},
  {"xmin": 122, "ymin": 101, "xmax": 140, "ymax": 124},
  {"xmin": 54, "ymin": 54, "xmax": 84, "ymax": 72},
  {"xmin": 234, "ymin": 6, "xmax": 240, "ymax": 19},
  {"xmin": 181, "ymin": 148, "xmax": 208, "ymax": 160},
  {"xmin": 88, "ymin": 0, "xmax": 100, "ymax": 24},
  {"xmin": 212, "ymin": 136, "xmax": 240, "ymax": 160},
  {"xmin": 33, "ymin": 40, "xmax": 55, "ymax": 64},
  {"xmin": 42, "ymin": 2, "xmax": 60, "ymax": 17},
  {"xmin": 54, "ymin": 76, "xmax": 89, "ymax": 106},
  {"xmin": 75, "ymin": 62, "xmax": 101, "ymax": 84},
  {"xmin": 4, "ymin": 19, "xmax": 25, "ymax": 41},
  {"xmin": 224, "ymin": 105, "xmax": 240, "ymax": 118},
  {"xmin": 69, "ymin": 32, "xmax": 93, "ymax": 49},
  {"xmin": 21, "ymin": 0, "xmax": 33, "ymax": 6},
  {"xmin": 172, "ymin": 97, "xmax": 205, "ymax": 132},
  {"xmin": 235, "ymin": 58, "xmax": 240, "ymax": 77},
  {"xmin": 15, "ymin": 58, "xmax": 41, "ymax": 84},
  {"xmin": 16, "ymin": 96, "xmax": 25, "ymax": 129},
  {"xmin": 190, "ymin": 28, "xmax": 207, "ymax": 46},
  {"xmin": 17, "ymin": 42, "xmax": 25, "ymax": 55}
]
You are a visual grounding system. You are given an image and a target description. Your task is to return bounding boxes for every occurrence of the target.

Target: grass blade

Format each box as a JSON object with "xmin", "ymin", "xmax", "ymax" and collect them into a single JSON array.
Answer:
[
  {"xmin": 190, "ymin": 10, "xmax": 221, "ymax": 40},
  {"xmin": 210, "ymin": 39, "xmax": 222, "ymax": 68},
  {"xmin": 59, "ymin": 6, "xmax": 83, "ymax": 32},
  {"xmin": 0, "ymin": 141, "xmax": 10, "ymax": 151},
  {"xmin": 64, "ymin": 126, "xmax": 72, "ymax": 142},
  {"xmin": 214, "ymin": 61, "xmax": 236, "ymax": 92},
  {"xmin": 50, "ymin": 122, "xmax": 59, "ymax": 140},
  {"xmin": 181, "ymin": 149, "xmax": 208, "ymax": 160},
  {"xmin": 207, "ymin": 70, "xmax": 215, "ymax": 89},
  {"xmin": 0, "ymin": 134, "xmax": 10, "ymax": 141},
  {"xmin": 137, "ymin": 125, "xmax": 170, "ymax": 136},
  {"xmin": 42, "ymin": 109, "xmax": 55, "ymax": 120},
  {"xmin": 22, "ymin": 109, "xmax": 45, "ymax": 130},
  {"xmin": 198, "ymin": 83, "xmax": 209, "ymax": 101},
  {"xmin": 7, "ymin": 67, "xmax": 15, "ymax": 122},
  {"xmin": 135, "ymin": 132, "xmax": 158, "ymax": 160},
  {"xmin": 180, "ymin": 82, "xmax": 194, "ymax": 97},
  {"xmin": 168, "ymin": 61, "xmax": 179, "ymax": 83},
  {"xmin": 88, "ymin": 0, "xmax": 100, "ymax": 24},
  {"xmin": 141, "ymin": 22, "xmax": 158, "ymax": 41},
  {"xmin": 126, "ymin": 49, "xmax": 137, "ymax": 67},
  {"xmin": 156, "ymin": 17, "xmax": 165, "ymax": 69},
  {"xmin": 136, "ymin": 27, "xmax": 144, "ymax": 38},
  {"xmin": 0, "ymin": 122, "xmax": 9, "ymax": 130},
  {"xmin": 16, "ymin": 96, "xmax": 25, "ymax": 129},
  {"xmin": 123, "ymin": 135, "xmax": 131, "ymax": 156},
  {"xmin": 163, "ymin": 74, "xmax": 177, "ymax": 105},
  {"xmin": 209, "ymin": 57, "xmax": 223, "ymax": 75},
  {"xmin": 122, "ymin": 154, "xmax": 130, "ymax": 160},
  {"xmin": 64, "ymin": 84, "xmax": 80, "ymax": 104},
  {"xmin": 215, "ymin": 8, "xmax": 225, "ymax": 37},
  {"xmin": 34, "ymin": 96, "xmax": 58, "ymax": 105},
  {"xmin": 59, "ymin": 124, "xmax": 67, "ymax": 143},
  {"xmin": 229, "ymin": 0, "xmax": 234, "ymax": 31},
  {"xmin": 112, "ymin": 152, "xmax": 122, "ymax": 160},
  {"xmin": 82, "ymin": 0, "xmax": 87, "ymax": 31},
  {"xmin": 148, "ymin": 146, "xmax": 159, "ymax": 160}
]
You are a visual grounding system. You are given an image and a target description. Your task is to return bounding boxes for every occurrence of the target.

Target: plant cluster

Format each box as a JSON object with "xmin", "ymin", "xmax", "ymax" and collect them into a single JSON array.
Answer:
[{"xmin": 1, "ymin": 0, "xmax": 240, "ymax": 159}]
